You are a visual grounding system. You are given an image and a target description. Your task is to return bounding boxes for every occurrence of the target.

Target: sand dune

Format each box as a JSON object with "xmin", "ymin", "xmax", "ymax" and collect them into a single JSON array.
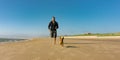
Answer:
[{"xmin": 0, "ymin": 37, "xmax": 120, "ymax": 60}]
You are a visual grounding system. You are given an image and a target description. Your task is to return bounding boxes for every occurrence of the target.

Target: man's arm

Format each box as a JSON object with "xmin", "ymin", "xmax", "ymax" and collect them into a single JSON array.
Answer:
[
  {"xmin": 48, "ymin": 22, "xmax": 51, "ymax": 30},
  {"xmin": 56, "ymin": 22, "xmax": 59, "ymax": 29}
]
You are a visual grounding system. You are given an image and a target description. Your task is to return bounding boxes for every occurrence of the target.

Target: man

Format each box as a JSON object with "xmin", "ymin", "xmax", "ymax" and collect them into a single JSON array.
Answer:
[{"xmin": 48, "ymin": 16, "xmax": 59, "ymax": 45}]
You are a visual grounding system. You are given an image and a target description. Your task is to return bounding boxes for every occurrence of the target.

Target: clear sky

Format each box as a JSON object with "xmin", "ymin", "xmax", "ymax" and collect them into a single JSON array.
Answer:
[{"xmin": 0, "ymin": 0, "xmax": 120, "ymax": 37}]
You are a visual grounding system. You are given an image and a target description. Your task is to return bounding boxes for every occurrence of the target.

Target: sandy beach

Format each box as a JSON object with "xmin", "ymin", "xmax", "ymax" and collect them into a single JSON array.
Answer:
[{"xmin": 0, "ymin": 37, "xmax": 120, "ymax": 60}]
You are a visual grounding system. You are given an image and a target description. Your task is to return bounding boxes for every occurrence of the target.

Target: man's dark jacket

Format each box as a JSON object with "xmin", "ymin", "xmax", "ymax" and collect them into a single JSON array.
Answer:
[{"xmin": 48, "ymin": 21, "xmax": 59, "ymax": 31}]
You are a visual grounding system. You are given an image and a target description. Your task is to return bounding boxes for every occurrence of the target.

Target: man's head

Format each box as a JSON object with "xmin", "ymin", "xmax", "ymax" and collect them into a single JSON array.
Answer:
[{"xmin": 52, "ymin": 16, "xmax": 55, "ymax": 23}]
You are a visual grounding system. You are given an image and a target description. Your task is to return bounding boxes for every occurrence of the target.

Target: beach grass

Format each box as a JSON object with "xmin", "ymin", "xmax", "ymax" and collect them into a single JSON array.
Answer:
[{"xmin": 73, "ymin": 32, "xmax": 120, "ymax": 36}]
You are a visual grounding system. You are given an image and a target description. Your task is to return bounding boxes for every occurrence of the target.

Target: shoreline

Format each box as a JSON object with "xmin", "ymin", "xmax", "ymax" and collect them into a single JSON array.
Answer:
[{"xmin": 0, "ymin": 38, "xmax": 32, "ymax": 44}]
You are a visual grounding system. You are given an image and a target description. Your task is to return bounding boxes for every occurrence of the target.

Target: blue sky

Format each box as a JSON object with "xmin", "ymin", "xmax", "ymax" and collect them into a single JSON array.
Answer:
[{"xmin": 0, "ymin": 0, "xmax": 120, "ymax": 37}]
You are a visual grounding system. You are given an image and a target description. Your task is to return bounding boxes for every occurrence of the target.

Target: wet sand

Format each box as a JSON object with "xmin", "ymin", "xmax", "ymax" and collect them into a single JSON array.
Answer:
[{"xmin": 0, "ymin": 37, "xmax": 120, "ymax": 60}]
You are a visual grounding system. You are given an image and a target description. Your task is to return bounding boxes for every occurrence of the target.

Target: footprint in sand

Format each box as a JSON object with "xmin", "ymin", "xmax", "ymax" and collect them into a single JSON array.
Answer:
[
  {"xmin": 56, "ymin": 58, "xmax": 62, "ymax": 60},
  {"xmin": 49, "ymin": 52, "xmax": 55, "ymax": 56},
  {"xmin": 33, "ymin": 57, "xmax": 41, "ymax": 60},
  {"xmin": 70, "ymin": 53, "xmax": 76, "ymax": 56}
]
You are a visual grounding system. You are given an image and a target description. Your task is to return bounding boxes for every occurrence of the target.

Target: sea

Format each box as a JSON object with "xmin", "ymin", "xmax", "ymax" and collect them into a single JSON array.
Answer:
[{"xmin": 0, "ymin": 38, "xmax": 27, "ymax": 43}]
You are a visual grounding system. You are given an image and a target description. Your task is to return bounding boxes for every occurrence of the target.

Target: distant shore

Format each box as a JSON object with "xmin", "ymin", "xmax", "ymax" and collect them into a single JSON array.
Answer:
[{"xmin": 65, "ymin": 36, "xmax": 120, "ymax": 39}]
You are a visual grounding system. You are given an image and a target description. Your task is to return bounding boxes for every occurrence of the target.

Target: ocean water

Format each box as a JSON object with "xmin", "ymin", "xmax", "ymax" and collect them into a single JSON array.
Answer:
[{"xmin": 0, "ymin": 38, "xmax": 27, "ymax": 43}]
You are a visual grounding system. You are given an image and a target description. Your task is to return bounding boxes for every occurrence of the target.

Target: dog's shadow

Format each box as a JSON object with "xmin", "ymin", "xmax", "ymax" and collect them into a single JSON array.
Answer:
[
  {"xmin": 65, "ymin": 46, "xmax": 78, "ymax": 48},
  {"xmin": 64, "ymin": 43, "xmax": 96, "ymax": 48}
]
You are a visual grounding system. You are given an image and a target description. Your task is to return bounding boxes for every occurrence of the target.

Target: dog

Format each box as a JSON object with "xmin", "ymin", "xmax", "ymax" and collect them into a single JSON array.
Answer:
[{"xmin": 59, "ymin": 36, "xmax": 64, "ymax": 47}]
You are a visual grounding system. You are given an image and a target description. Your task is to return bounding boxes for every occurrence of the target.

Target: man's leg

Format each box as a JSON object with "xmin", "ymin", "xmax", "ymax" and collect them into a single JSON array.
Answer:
[
  {"xmin": 50, "ymin": 31, "xmax": 53, "ymax": 38},
  {"xmin": 50, "ymin": 31, "xmax": 55, "ymax": 45},
  {"xmin": 54, "ymin": 37, "xmax": 56, "ymax": 45},
  {"xmin": 54, "ymin": 31, "xmax": 57, "ymax": 45}
]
